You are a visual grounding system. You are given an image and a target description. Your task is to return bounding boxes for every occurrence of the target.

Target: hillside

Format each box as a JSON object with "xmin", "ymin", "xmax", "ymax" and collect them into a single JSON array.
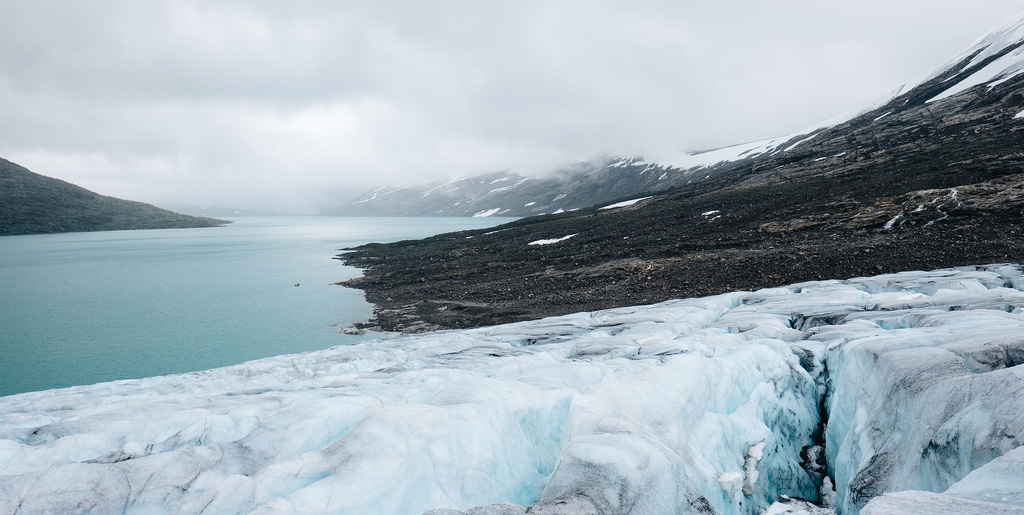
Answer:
[
  {"xmin": 0, "ymin": 158, "xmax": 227, "ymax": 235},
  {"xmin": 328, "ymin": 158, "xmax": 695, "ymax": 217},
  {"xmin": 339, "ymin": 16, "xmax": 1024, "ymax": 332}
]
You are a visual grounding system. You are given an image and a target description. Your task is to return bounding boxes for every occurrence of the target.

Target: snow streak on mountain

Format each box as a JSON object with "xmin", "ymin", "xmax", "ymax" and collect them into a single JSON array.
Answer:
[{"xmin": 327, "ymin": 158, "xmax": 695, "ymax": 218}]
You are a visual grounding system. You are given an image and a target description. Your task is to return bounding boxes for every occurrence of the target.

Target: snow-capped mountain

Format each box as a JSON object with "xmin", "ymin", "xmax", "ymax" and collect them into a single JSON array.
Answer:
[
  {"xmin": 340, "ymin": 11, "xmax": 1024, "ymax": 333},
  {"xmin": 327, "ymin": 157, "xmax": 696, "ymax": 217},
  {"xmin": 333, "ymin": 14, "xmax": 1024, "ymax": 221}
]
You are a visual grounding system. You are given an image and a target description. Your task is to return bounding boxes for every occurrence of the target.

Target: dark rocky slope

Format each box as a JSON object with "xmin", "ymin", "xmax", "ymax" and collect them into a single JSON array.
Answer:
[
  {"xmin": 0, "ymin": 158, "xmax": 227, "ymax": 235},
  {"xmin": 339, "ymin": 28, "xmax": 1024, "ymax": 333}
]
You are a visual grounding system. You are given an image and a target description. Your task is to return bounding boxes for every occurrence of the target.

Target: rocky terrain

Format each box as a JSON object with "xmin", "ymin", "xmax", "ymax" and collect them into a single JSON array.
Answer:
[
  {"xmin": 338, "ymin": 22, "xmax": 1024, "ymax": 333},
  {"xmin": 0, "ymin": 158, "xmax": 227, "ymax": 235}
]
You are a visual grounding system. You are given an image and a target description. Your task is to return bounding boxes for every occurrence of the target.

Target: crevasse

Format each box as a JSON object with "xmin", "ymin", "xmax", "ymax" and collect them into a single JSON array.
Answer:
[{"xmin": 1, "ymin": 265, "xmax": 1024, "ymax": 515}]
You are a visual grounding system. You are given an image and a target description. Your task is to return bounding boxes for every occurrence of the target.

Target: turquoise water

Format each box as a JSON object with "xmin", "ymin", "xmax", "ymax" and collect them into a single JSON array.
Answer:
[{"xmin": 0, "ymin": 216, "xmax": 513, "ymax": 397}]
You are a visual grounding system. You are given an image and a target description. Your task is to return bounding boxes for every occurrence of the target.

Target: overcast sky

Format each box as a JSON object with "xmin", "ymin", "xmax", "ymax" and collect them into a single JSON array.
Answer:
[{"xmin": 1, "ymin": 1, "xmax": 1021, "ymax": 214}]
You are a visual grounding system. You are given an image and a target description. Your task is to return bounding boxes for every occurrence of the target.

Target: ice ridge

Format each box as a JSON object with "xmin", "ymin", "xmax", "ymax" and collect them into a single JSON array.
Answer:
[{"xmin": 1, "ymin": 265, "xmax": 1024, "ymax": 514}]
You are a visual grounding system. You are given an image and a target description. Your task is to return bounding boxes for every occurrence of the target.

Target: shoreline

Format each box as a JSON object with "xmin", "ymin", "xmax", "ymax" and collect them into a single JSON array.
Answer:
[
  {"xmin": 338, "ymin": 213, "xmax": 1024, "ymax": 333},
  {"xmin": 336, "ymin": 76, "xmax": 1024, "ymax": 333}
]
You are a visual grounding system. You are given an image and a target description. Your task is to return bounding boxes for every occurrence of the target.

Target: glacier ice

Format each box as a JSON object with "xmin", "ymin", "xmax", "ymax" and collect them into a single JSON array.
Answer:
[
  {"xmin": 819, "ymin": 267, "xmax": 1024, "ymax": 513},
  {"xmin": 945, "ymin": 445, "xmax": 1024, "ymax": 505},
  {"xmin": 861, "ymin": 490, "xmax": 1024, "ymax": 515},
  {"xmin": 859, "ymin": 445, "xmax": 1024, "ymax": 514},
  {"xmin": 1, "ymin": 264, "xmax": 1024, "ymax": 514}
]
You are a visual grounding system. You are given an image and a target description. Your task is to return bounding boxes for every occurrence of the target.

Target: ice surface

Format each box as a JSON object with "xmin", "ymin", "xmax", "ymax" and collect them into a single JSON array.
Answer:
[
  {"xmin": 861, "ymin": 491, "xmax": 1024, "ymax": 515},
  {"xmin": 762, "ymin": 498, "xmax": 835, "ymax": 515},
  {"xmin": 945, "ymin": 445, "xmax": 1024, "ymax": 506},
  {"xmin": 2, "ymin": 265, "xmax": 1024, "ymax": 514},
  {"xmin": 819, "ymin": 277, "xmax": 1024, "ymax": 512}
]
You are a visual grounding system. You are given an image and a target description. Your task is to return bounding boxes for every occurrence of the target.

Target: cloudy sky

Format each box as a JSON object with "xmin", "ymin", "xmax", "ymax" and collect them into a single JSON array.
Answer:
[{"xmin": 1, "ymin": 1, "xmax": 1021, "ymax": 214}]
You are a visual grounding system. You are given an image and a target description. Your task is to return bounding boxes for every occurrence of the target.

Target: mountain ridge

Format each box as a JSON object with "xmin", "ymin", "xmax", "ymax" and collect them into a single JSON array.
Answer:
[
  {"xmin": 338, "ymin": 14, "xmax": 1024, "ymax": 332},
  {"xmin": 332, "ymin": 13, "xmax": 1024, "ymax": 220},
  {"xmin": 0, "ymin": 158, "xmax": 228, "ymax": 236},
  {"xmin": 327, "ymin": 157, "xmax": 701, "ymax": 218}
]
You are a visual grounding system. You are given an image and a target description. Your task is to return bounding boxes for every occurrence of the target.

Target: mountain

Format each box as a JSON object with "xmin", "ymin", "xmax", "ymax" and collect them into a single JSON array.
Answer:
[
  {"xmin": 335, "ymin": 14, "xmax": 1024, "ymax": 221},
  {"xmin": 338, "ymin": 14, "xmax": 1024, "ymax": 333},
  {"xmin": 327, "ymin": 158, "xmax": 696, "ymax": 217},
  {"xmin": 0, "ymin": 158, "xmax": 227, "ymax": 235}
]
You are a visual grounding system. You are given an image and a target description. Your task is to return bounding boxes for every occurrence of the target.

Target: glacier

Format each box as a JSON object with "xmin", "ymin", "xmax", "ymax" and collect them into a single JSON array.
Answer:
[{"xmin": 2, "ymin": 265, "xmax": 1024, "ymax": 514}]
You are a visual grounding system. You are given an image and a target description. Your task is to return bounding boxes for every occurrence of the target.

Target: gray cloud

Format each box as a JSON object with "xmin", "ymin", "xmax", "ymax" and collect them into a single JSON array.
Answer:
[{"xmin": 1, "ymin": 1, "xmax": 1020, "ymax": 213}]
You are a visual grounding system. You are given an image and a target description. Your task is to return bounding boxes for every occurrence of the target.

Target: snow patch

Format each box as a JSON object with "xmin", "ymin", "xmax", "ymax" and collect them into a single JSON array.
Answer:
[
  {"xmin": 528, "ymin": 234, "xmax": 576, "ymax": 246},
  {"xmin": 473, "ymin": 208, "xmax": 502, "ymax": 217},
  {"xmin": 487, "ymin": 178, "xmax": 530, "ymax": 195},
  {"xmin": 354, "ymin": 188, "xmax": 395, "ymax": 204},
  {"xmin": 928, "ymin": 45, "xmax": 1024, "ymax": 103},
  {"xmin": 718, "ymin": 472, "xmax": 744, "ymax": 498},
  {"xmin": 599, "ymin": 197, "xmax": 652, "ymax": 210},
  {"xmin": 608, "ymin": 157, "xmax": 643, "ymax": 168},
  {"xmin": 783, "ymin": 133, "xmax": 820, "ymax": 152}
]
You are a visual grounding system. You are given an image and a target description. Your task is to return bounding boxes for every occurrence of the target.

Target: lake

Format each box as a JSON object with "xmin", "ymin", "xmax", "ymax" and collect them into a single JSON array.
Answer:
[{"xmin": 0, "ymin": 216, "xmax": 514, "ymax": 397}]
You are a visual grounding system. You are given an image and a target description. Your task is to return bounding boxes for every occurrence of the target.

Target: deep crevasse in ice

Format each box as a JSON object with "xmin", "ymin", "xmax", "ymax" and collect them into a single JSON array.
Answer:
[
  {"xmin": 807, "ymin": 266, "xmax": 1024, "ymax": 514},
  {"xmin": 1, "ymin": 264, "xmax": 1024, "ymax": 514}
]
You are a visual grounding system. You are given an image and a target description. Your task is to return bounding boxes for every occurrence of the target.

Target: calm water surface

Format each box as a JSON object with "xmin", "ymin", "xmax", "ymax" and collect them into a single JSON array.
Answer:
[{"xmin": 0, "ymin": 216, "xmax": 514, "ymax": 396}]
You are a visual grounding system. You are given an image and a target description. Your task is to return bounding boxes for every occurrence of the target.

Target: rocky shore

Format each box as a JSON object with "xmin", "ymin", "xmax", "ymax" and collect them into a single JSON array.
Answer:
[
  {"xmin": 338, "ymin": 66, "xmax": 1024, "ymax": 333},
  {"xmin": 338, "ymin": 190, "xmax": 1024, "ymax": 333}
]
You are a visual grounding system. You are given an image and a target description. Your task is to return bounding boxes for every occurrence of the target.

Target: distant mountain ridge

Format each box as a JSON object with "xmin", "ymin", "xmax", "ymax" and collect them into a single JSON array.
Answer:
[
  {"xmin": 327, "ymin": 157, "xmax": 699, "ymax": 217},
  {"xmin": 332, "ymin": 14, "xmax": 1024, "ymax": 220},
  {"xmin": 0, "ymin": 158, "xmax": 227, "ymax": 235}
]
